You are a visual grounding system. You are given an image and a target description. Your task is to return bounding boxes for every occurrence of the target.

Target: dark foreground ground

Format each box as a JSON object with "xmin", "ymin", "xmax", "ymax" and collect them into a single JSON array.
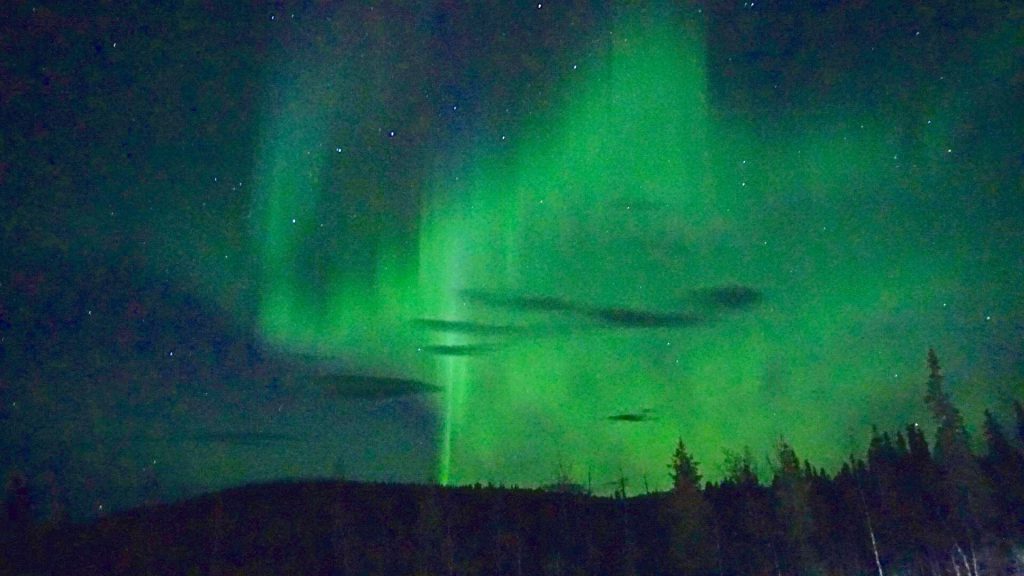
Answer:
[{"xmin": 2, "ymin": 474, "xmax": 1023, "ymax": 576}]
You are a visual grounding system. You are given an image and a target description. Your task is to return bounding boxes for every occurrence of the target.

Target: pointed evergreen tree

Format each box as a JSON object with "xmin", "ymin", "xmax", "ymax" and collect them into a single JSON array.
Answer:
[
  {"xmin": 905, "ymin": 422, "xmax": 930, "ymax": 466},
  {"xmin": 836, "ymin": 456, "xmax": 889, "ymax": 576},
  {"xmin": 668, "ymin": 439, "xmax": 701, "ymax": 493},
  {"xmin": 721, "ymin": 446, "xmax": 759, "ymax": 488},
  {"xmin": 921, "ymin": 349, "xmax": 993, "ymax": 575},
  {"xmin": 980, "ymin": 409, "xmax": 1024, "ymax": 539},
  {"xmin": 713, "ymin": 447, "xmax": 774, "ymax": 576},
  {"xmin": 982, "ymin": 410, "xmax": 1016, "ymax": 467},
  {"xmin": 923, "ymin": 349, "xmax": 968, "ymax": 465},
  {"xmin": 772, "ymin": 440, "xmax": 822, "ymax": 575},
  {"xmin": 901, "ymin": 422, "xmax": 949, "ymax": 566},
  {"xmin": 866, "ymin": 428, "xmax": 903, "ymax": 569},
  {"xmin": 664, "ymin": 439, "xmax": 713, "ymax": 575}
]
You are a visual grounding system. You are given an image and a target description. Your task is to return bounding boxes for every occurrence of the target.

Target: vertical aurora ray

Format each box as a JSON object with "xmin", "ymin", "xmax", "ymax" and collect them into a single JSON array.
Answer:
[
  {"xmin": 417, "ymin": 174, "xmax": 486, "ymax": 484},
  {"xmin": 252, "ymin": 69, "xmax": 330, "ymax": 351},
  {"xmin": 250, "ymin": 39, "xmax": 430, "ymax": 377},
  {"xmin": 418, "ymin": 4, "xmax": 716, "ymax": 487}
]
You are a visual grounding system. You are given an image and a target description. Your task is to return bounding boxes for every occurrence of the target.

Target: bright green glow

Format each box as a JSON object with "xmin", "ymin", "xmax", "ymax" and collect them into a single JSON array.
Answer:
[
  {"xmin": 251, "ymin": 5, "xmax": 1004, "ymax": 491},
  {"xmin": 419, "ymin": 6, "xmax": 715, "ymax": 486},
  {"xmin": 419, "ymin": 5, "xmax": 968, "ymax": 489}
]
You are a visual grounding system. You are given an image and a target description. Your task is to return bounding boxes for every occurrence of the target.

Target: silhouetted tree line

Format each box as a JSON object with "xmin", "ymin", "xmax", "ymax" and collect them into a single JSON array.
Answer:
[
  {"xmin": 692, "ymin": 349, "xmax": 1024, "ymax": 576},
  {"xmin": 2, "ymin": 348, "xmax": 1023, "ymax": 575}
]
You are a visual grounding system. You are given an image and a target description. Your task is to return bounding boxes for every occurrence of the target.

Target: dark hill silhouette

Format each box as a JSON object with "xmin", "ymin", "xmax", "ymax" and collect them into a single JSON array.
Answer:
[
  {"xmin": 8, "ymin": 479, "xmax": 660, "ymax": 576},
  {"xmin": 3, "ymin": 399, "xmax": 1023, "ymax": 576}
]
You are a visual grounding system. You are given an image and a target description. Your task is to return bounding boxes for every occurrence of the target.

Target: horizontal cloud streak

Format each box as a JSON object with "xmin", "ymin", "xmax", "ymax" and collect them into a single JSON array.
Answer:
[
  {"xmin": 691, "ymin": 284, "xmax": 763, "ymax": 310},
  {"xmin": 589, "ymin": 307, "xmax": 703, "ymax": 328},
  {"xmin": 413, "ymin": 318, "xmax": 525, "ymax": 336},
  {"xmin": 420, "ymin": 344, "xmax": 497, "ymax": 357},
  {"xmin": 460, "ymin": 289, "xmax": 706, "ymax": 329}
]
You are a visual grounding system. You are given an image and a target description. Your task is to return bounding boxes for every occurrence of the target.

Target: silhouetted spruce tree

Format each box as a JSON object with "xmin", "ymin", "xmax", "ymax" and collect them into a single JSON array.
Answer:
[
  {"xmin": 805, "ymin": 462, "xmax": 850, "ymax": 575},
  {"xmin": 866, "ymin": 430, "xmax": 908, "ymax": 574},
  {"xmin": 771, "ymin": 440, "xmax": 823, "ymax": 576},
  {"xmin": 900, "ymin": 422, "xmax": 950, "ymax": 570},
  {"xmin": 980, "ymin": 409, "xmax": 1024, "ymax": 539},
  {"xmin": 982, "ymin": 408, "xmax": 1017, "ymax": 467},
  {"xmin": 834, "ymin": 459, "xmax": 884, "ymax": 576},
  {"xmin": 663, "ymin": 439, "xmax": 714, "ymax": 575},
  {"xmin": 922, "ymin": 348, "xmax": 993, "ymax": 576},
  {"xmin": 669, "ymin": 439, "xmax": 700, "ymax": 493},
  {"xmin": 866, "ymin": 429, "xmax": 899, "ymax": 530},
  {"xmin": 924, "ymin": 349, "xmax": 967, "ymax": 465},
  {"xmin": 868, "ymin": 426, "xmax": 940, "ymax": 571},
  {"xmin": 709, "ymin": 448, "xmax": 775, "ymax": 576}
]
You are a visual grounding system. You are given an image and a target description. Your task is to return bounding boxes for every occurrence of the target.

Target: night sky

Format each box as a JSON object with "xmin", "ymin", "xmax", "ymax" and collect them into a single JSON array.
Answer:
[{"xmin": 2, "ymin": 1, "xmax": 1022, "ymax": 518}]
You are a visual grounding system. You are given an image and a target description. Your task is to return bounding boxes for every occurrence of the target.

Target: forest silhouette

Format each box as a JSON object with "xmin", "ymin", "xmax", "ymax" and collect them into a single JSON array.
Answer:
[{"xmin": 3, "ymin": 349, "xmax": 1023, "ymax": 575}]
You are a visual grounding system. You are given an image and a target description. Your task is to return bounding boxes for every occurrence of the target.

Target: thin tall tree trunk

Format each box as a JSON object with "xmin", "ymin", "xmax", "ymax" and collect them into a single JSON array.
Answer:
[
  {"xmin": 853, "ymin": 480, "xmax": 885, "ymax": 576},
  {"xmin": 866, "ymin": 511, "xmax": 885, "ymax": 576},
  {"xmin": 954, "ymin": 544, "xmax": 972, "ymax": 576}
]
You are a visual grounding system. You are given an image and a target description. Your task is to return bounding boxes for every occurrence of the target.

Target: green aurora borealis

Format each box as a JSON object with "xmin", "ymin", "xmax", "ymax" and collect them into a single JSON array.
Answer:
[
  {"xmin": 249, "ymin": 3, "xmax": 1021, "ymax": 488},
  {"xmin": 1, "ymin": 1, "xmax": 1021, "ymax": 511}
]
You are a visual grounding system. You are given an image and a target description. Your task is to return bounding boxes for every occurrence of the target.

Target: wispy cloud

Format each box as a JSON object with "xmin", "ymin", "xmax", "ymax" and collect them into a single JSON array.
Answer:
[
  {"xmin": 589, "ymin": 308, "xmax": 703, "ymax": 328},
  {"xmin": 413, "ymin": 318, "xmax": 524, "ymax": 336},
  {"xmin": 419, "ymin": 344, "xmax": 497, "ymax": 357},
  {"xmin": 691, "ymin": 284, "xmax": 763, "ymax": 310},
  {"xmin": 606, "ymin": 408, "xmax": 657, "ymax": 423},
  {"xmin": 460, "ymin": 289, "xmax": 706, "ymax": 329},
  {"xmin": 459, "ymin": 290, "xmax": 580, "ymax": 313}
]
